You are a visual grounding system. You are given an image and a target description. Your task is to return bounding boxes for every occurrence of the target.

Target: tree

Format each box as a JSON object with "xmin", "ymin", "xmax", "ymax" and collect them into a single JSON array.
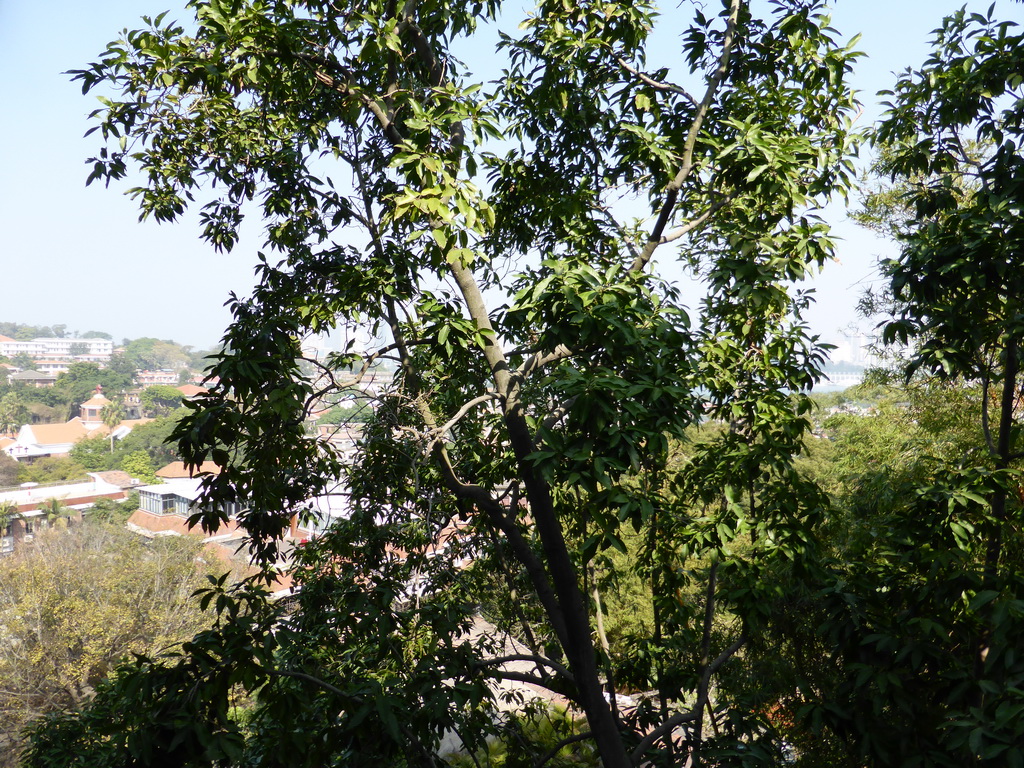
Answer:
[
  {"xmin": 0, "ymin": 391, "xmax": 29, "ymax": 436},
  {"xmin": 0, "ymin": 525, "xmax": 223, "ymax": 765},
  {"xmin": 18, "ymin": 457, "xmax": 88, "ymax": 485},
  {"xmin": 38, "ymin": 497, "xmax": 73, "ymax": 530},
  {"xmin": 104, "ymin": 353, "xmax": 138, "ymax": 384},
  {"xmin": 122, "ymin": 338, "xmax": 191, "ymax": 371},
  {"xmin": 754, "ymin": 8, "xmax": 1024, "ymax": 765},
  {"xmin": 68, "ymin": 342, "xmax": 90, "ymax": 357},
  {"xmin": 0, "ymin": 500, "xmax": 16, "ymax": 537},
  {"xmin": 69, "ymin": 435, "xmax": 114, "ymax": 472},
  {"xmin": 115, "ymin": 412, "xmax": 185, "ymax": 467},
  {"xmin": 10, "ymin": 353, "xmax": 34, "ymax": 371},
  {"xmin": 0, "ymin": 452, "xmax": 20, "ymax": 488},
  {"xmin": 51, "ymin": 363, "xmax": 131, "ymax": 420},
  {"xmin": 138, "ymin": 385, "xmax": 184, "ymax": 417},
  {"xmin": 0, "ymin": 324, "xmax": 54, "ymax": 342},
  {"xmin": 41, "ymin": 0, "xmax": 861, "ymax": 765},
  {"xmin": 119, "ymin": 451, "xmax": 159, "ymax": 485},
  {"xmin": 868, "ymin": 8, "xmax": 1024, "ymax": 761},
  {"xmin": 100, "ymin": 400, "xmax": 125, "ymax": 454}
]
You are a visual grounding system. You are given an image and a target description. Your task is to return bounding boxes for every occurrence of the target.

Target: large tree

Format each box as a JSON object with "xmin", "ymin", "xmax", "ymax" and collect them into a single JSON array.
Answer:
[
  {"xmin": 51, "ymin": 363, "xmax": 132, "ymax": 420},
  {"xmin": 138, "ymin": 384, "xmax": 184, "ymax": 417},
  {"xmin": 35, "ymin": 0, "xmax": 860, "ymax": 765},
  {"xmin": 852, "ymin": 7, "xmax": 1024, "ymax": 761},
  {"xmin": 752, "ymin": 8, "xmax": 1024, "ymax": 766},
  {"xmin": 0, "ymin": 391, "xmax": 30, "ymax": 436},
  {"xmin": 0, "ymin": 525, "xmax": 221, "ymax": 765}
]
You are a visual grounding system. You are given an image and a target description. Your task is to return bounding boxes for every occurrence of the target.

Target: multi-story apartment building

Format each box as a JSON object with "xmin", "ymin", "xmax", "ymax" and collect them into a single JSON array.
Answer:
[{"xmin": 0, "ymin": 335, "xmax": 114, "ymax": 361}]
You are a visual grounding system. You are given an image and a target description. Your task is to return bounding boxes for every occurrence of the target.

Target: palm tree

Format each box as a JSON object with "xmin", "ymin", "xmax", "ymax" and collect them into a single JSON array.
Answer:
[
  {"xmin": 0, "ymin": 500, "xmax": 18, "ymax": 547},
  {"xmin": 100, "ymin": 401, "xmax": 126, "ymax": 453},
  {"xmin": 40, "ymin": 497, "xmax": 71, "ymax": 530}
]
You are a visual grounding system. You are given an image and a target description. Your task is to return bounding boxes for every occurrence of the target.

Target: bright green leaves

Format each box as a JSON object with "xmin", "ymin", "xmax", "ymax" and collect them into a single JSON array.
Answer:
[
  {"xmin": 798, "ymin": 9, "xmax": 1024, "ymax": 761},
  {"xmin": 507, "ymin": 259, "xmax": 696, "ymax": 508},
  {"xmin": 62, "ymin": 0, "xmax": 870, "ymax": 764},
  {"xmin": 873, "ymin": 9, "xmax": 1024, "ymax": 383}
]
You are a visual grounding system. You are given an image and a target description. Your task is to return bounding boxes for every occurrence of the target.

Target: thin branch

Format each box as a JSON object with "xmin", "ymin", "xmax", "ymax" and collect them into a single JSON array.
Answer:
[
  {"xmin": 630, "ymin": 709, "xmax": 698, "ymax": 761},
  {"xmin": 981, "ymin": 348, "xmax": 997, "ymax": 456},
  {"xmin": 628, "ymin": 634, "xmax": 746, "ymax": 764},
  {"xmin": 707, "ymin": 634, "xmax": 747, "ymax": 677},
  {"xmin": 687, "ymin": 560, "xmax": 720, "ymax": 765},
  {"xmin": 517, "ymin": 344, "xmax": 575, "ymax": 382},
  {"xmin": 267, "ymin": 669, "xmax": 360, "ymax": 701},
  {"xmin": 616, "ymin": 56, "xmax": 698, "ymax": 106},
  {"xmin": 540, "ymin": 396, "xmax": 578, "ymax": 432},
  {"xmin": 308, "ymin": 67, "xmax": 406, "ymax": 147},
  {"xmin": 475, "ymin": 654, "xmax": 574, "ymax": 682},
  {"xmin": 431, "ymin": 393, "xmax": 500, "ymax": 443},
  {"xmin": 632, "ymin": 0, "xmax": 741, "ymax": 272},
  {"xmin": 656, "ymin": 196, "xmax": 732, "ymax": 247},
  {"xmin": 486, "ymin": 670, "xmax": 569, "ymax": 690}
]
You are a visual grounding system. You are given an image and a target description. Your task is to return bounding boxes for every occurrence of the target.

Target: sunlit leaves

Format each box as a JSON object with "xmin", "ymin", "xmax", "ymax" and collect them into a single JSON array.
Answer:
[{"xmin": 57, "ymin": 0, "xmax": 866, "ymax": 764}]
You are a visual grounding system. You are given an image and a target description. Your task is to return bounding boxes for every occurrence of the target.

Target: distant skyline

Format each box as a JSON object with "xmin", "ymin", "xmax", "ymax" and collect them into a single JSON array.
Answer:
[{"xmin": 1, "ymin": 0, "xmax": 1020, "ymax": 350}]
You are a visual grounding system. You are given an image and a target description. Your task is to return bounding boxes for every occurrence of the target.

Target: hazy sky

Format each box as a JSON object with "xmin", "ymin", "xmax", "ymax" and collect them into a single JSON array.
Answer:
[{"xmin": 1, "ymin": 0, "xmax": 1020, "ymax": 350}]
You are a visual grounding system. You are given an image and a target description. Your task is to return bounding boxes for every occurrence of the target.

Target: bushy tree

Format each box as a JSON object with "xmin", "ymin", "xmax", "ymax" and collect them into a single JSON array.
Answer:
[
  {"xmin": 746, "ymin": 9, "xmax": 1024, "ymax": 765},
  {"xmin": 51, "ymin": 363, "xmax": 131, "ymax": 420},
  {"xmin": 0, "ymin": 452, "xmax": 20, "ymax": 488},
  {"xmin": 122, "ymin": 338, "xmax": 191, "ymax": 371},
  {"xmin": 139, "ymin": 385, "xmax": 184, "ymax": 417},
  {"xmin": 1, "ymin": 525, "xmax": 221, "ymax": 765},
  {"xmin": 17, "ymin": 457, "xmax": 88, "ymax": 485},
  {"xmin": 120, "ymin": 451, "xmax": 159, "ymax": 485},
  {"xmin": 116, "ymin": 412, "xmax": 185, "ymax": 467},
  {"xmin": 70, "ymin": 413, "xmax": 185, "ymax": 473},
  {"xmin": 0, "ymin": 391, "xmax": 30, "ymax": 435},
  {"xmin": 31, "ymin": 0, "xmax": 863, "ymax": 765},
  {"xmin": 0, "ymin": 324, "xmax": 55, "ymax": 341}
]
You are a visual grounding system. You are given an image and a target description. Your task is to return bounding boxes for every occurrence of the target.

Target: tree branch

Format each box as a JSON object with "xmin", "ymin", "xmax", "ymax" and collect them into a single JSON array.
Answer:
[
  {"xmin": 533, "ymin": 731, "xmax": 596, "ymax": 768},
  {"xmin": 430, "ymin": 393, "xmax": 500, "ymax": 446},
  {"xmin": 632, "ymin": 0, "xmax": 741, "ymax": 272},
  {"xmin": 486, "ymin": 669, "xmax": 568, "ymax": 691},
  {"xmin": 516, "ymin": 344, "xmax": 574, "ymax": 384},
  {"xmin": 474, "ymin": 654, "xmax": 574, "ymax": 683},
  {"xmin": 656, "ymin": 196, "xmax": 731, "ymax": 247},
  {"xmin": 541, "ymin": 396, "xmax": 578, "ymax": 432},
  {"xmin": 627, "ymin": 633, "xmax": 745, "ymax": 763},
  {"xmin": 616, "ymin": 57, "xmax": 698, "ymax": 106},
  {"xmin": 629, "ymin": 709, "xmax": 698, "ymax": 761},
  {"xmin": 309, "ymin": 68, "xmax": 406, "ymax": 147}
]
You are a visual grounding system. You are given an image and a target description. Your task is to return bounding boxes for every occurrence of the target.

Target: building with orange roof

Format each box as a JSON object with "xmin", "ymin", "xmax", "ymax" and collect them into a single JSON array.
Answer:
[
  {"xmin": 3, "ymin": 387, "xmax": 152, "ymax": 461},
  {"xmin": 176, "ymin": 384, "xmax": 208, "ymax": 399}
]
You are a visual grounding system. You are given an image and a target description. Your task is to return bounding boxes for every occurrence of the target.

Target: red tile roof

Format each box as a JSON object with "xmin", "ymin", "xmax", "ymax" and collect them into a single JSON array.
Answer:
[{"xmin": 155, "ymin": 461, "xmax": 222, "ymax": 479}]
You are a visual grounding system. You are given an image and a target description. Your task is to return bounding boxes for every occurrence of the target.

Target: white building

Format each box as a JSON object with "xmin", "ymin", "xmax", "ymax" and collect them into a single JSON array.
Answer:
[{"xmin": 0, "ymin": 335, "xmax": 114, "ymax": 361}]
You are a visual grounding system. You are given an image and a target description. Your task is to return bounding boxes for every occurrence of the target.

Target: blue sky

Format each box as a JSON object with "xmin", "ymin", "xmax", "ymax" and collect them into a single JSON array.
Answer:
[{"xmin": 0, "ymin": 0, "xmax": 1020, "ymax": 350}]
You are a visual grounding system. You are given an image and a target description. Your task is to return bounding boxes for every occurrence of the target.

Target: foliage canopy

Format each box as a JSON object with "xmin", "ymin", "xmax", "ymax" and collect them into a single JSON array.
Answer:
[
  {"xmin": 24, "ymin": 0, "xmax": 895, "ymax": 764},
  {"xmin": 29, "ymin": 2, "xmax": 1024, "ymax": 759}
]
